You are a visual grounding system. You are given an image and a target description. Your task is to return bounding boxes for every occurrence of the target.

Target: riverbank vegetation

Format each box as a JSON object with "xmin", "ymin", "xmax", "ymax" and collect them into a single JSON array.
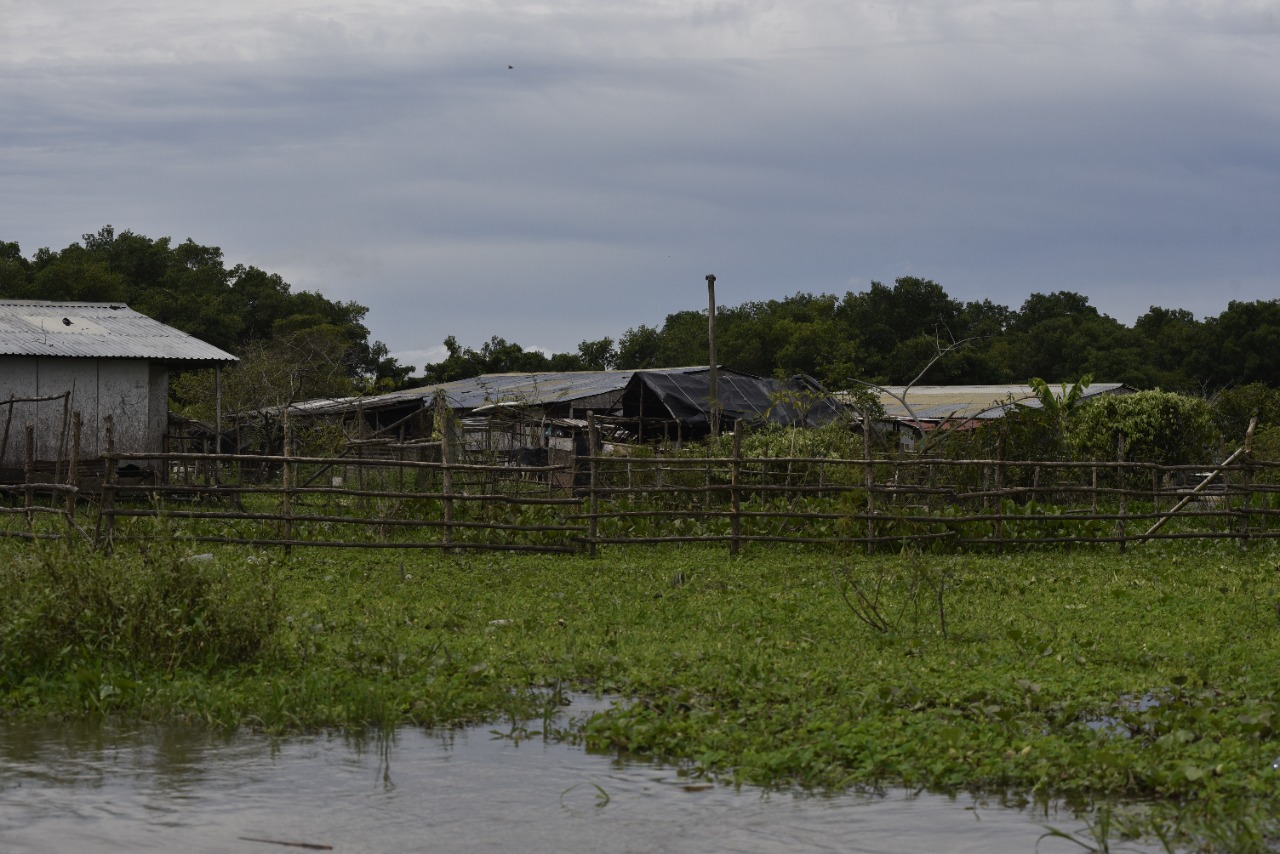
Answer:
[{"xmin": 3, "ymin": 533, "xmax": 1280, "ymax": 849}]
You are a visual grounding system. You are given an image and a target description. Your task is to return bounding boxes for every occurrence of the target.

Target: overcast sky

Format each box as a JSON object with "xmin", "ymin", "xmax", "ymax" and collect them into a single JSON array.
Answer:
[{"xmin": 3, "ymin": 1, "xmax": 1278, "ymax": 370}]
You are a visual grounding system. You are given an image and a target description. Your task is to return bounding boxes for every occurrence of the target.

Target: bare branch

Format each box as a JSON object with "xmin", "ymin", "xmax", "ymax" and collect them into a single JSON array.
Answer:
[{"xmin": 850, "ymin": 333, "xmax": 980, "ymax": 453}]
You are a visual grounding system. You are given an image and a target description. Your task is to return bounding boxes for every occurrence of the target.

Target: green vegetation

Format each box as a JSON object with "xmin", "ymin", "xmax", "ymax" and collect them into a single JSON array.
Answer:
[{"xmin": 4, "ymin": 534, "xmax": 1280, "ymax": 849}]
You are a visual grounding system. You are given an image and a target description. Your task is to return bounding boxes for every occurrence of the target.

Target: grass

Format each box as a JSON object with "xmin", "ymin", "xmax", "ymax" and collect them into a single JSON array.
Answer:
[{"xmin": 4, "ymin": 532, "xmax": 1280, "ymax": 849}]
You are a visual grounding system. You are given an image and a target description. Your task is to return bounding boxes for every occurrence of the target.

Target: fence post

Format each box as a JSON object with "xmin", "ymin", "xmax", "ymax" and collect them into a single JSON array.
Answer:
[
  {"xmin": 98, "ymin": 415, "xmax": 116, "ymax": 551},
  {"xmin": 1116, "ymin": 432, "xmax": 1127, "ymax": 554},
  {"xmin": 1152, "ymin": 467, "xmax": 1160, "ymax": 517},
  {"xmin": 587, "ymin": 412, "xmax": 599, "ymax": 557},
  {"xmin": 23, "ymin": 424, "xmax": 34, "ymax": 534},
  {"xmin": 730, "ymin": 428, "xmax": 741, "ymax": 557},
  {"xmin": 52, "ymin": 391, "xmax": 70, "ymax": 504},
  {"xmin": 282, "ymin": 413, "xmax": 294, "ymax": 554},
  {"xmin": 994, "ymin": 429, "xmax": 1006, "ymax": 555},
  {"xmin": 214, "ymin": 364, "xmax": 222, "ymax": 486},
  {"xmin": 863, "ymin": 411, "xmax": 875, "ymax": 556},
  {"xmin": 1239, "ymin": 415, "xmax": 1258, "ymax": 548},
  {"xmin": 0, "ymin": 395, "xmax": 13, "ymax": 473},
  {"xmin": 65, "ymin": 412, "xmax": 81, "ymax": 531},
  {"xmin": 438, "ymin": 396, "xmax": 453, "ymax": 547}
]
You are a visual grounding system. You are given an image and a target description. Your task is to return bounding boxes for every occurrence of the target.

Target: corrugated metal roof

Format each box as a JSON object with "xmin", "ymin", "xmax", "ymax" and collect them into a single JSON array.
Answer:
[
  {"xmin": 0, "ymin": 300, "xmax": 237, "ymax": 363},
  {"xmin": 872, "ymin": 383, "xmax": 1131, "ymax": 421}
]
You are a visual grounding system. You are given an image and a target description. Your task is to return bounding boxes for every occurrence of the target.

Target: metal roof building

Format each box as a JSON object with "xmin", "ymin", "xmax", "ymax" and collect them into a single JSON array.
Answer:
[
  {"xmin": 0, "ymin": 300, "xmax": 236, "ymax": 364},
  {"xmin": 0, "ymin": 300, "xmax": 236, "ymax": 475},
  {"xmin": 281, "ymin": 367, "xmax": 846, "ymax": 441},
  {"xmin": 303, "ymin": 367, "xmax": 712, "ymax": 417},
  {"xmin": 873, "ymin": 383, "xmax": 1133, "ymax": 424}
]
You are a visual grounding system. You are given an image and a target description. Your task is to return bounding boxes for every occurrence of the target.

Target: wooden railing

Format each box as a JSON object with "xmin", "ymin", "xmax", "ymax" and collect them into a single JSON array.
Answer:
[{"xmin": 0, "ymin": 441, "xmax": 1249, "ymax": 554}]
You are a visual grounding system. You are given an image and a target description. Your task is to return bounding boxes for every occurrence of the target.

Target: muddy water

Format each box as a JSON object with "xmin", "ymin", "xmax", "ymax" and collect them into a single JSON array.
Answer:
[{"xmin": 1, "ymin": 701, "xmax": 1160, "ymax": 854}]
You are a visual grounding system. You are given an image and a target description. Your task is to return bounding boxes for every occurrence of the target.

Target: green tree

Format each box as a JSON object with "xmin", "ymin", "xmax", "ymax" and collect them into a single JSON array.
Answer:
[
  {"xmin": 1201, "ymin": 300, "xmax": 1280, "ymax": 388},
  {"xmin": 0, "ymin": 241, "xmax": 32, "ymax": 295},
  {"xmin": 2, "ymin": 226, "xmax": 412, "ymax": 392},
  {"xmin": 616, "ymin": 324, "xmax": 663, "ymax": 369},
  {"xmin": 1210, "ymin": 383, "xmax": 1280, "ymax": 442},
  {"xmin": 420, "ymin": 335, "xmax": 583, "ymax": 383},
  {"xmin": 1133, "ymin": 306, "xmax": 1206, "ymax": 392},
  {"xmin": 576, "ymin": 337, "xmax": 617, "ymax": 370}
]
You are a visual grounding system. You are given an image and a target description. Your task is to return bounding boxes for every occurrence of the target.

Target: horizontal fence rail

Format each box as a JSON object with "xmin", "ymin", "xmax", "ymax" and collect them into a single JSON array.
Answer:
[{"xmin": 2, "ymin": 439, "xmax": 1276, "ymax": 555}]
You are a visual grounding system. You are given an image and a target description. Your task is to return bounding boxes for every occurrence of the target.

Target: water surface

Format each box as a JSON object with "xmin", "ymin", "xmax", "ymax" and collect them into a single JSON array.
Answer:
[{"xmin": 0, "ymin": 702, "xmax": 1162, "ymax": 853}]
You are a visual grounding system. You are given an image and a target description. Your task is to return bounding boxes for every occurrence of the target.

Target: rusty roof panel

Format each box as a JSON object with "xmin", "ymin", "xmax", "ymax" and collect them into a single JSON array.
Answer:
[{"xmin": 0, "ymin": 301, "xmax": 237, "ymax": 364}]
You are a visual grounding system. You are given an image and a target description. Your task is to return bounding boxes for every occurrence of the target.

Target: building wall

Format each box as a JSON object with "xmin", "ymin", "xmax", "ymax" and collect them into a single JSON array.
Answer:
[{"xmin": 0, "ymin": 356, "xmax": 158, "ymax": 469}]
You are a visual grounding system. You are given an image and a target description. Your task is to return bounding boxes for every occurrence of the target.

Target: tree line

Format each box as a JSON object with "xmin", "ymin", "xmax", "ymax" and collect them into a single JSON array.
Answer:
[
  {"xmin": 4, "ymin": 228, "xmax": 1279, "ymax": 412},
  {"xmin": 423, "ymin": 278, "xmax": 1280, "ymax": 395},
  {"xmin": 0, "ymin": 226, "xmax": 413, "ymax": 413}
]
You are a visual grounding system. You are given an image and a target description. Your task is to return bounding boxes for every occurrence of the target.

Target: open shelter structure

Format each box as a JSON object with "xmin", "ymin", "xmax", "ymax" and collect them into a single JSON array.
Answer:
[{"xmin": 281, "ymin": 366, "xmax": 846, "ymax": 446}]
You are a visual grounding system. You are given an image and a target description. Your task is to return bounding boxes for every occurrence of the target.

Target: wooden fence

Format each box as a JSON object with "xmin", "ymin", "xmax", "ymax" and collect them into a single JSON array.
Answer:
[{"xmin": 3, "ymin": 430, "xmax": 1279, "ymax": 555}]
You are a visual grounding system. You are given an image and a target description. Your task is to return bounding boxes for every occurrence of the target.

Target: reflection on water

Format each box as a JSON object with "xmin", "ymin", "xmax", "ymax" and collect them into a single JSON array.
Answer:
[{"xmin": 1, "ymin": 698, "xmax": 1161, "ymax": 854}]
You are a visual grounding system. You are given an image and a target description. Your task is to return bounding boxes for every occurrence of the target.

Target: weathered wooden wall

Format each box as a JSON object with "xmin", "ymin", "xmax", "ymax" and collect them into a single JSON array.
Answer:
[{"xmin": 0, "ymin": 357, "xmax": 167, "ymax": 469}]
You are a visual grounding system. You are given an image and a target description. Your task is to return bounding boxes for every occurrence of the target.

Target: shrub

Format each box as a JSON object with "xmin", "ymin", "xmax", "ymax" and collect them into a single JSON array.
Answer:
[
  {"xmin": 1066, "ymin": 390, "xmax": 1215, "ymax": 465},
  {"xmin": 0, "ymin": 537, "xmax": 281, "ymax": 680}
]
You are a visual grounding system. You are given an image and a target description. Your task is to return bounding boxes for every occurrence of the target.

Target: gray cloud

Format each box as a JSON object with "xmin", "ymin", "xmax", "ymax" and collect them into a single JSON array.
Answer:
[{"xmin": 3, "ymin": 1, "xmax": 1278, "ymax": 370}]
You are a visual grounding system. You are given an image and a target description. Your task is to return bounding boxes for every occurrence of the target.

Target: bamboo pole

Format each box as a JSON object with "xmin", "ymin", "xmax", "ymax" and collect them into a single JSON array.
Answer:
[
  {"xmin": 1116, "ymin": 432, "xmax": 1127, "ymax": 553},
  {"xmin": 587, "ymin": 412, "xmax": 599, "ymax": 557},
  {"xmin": 214, "ymin": 365, "xmax": 222, "ymax": 485},
  {"xmin": 1139, "ymin": 445, "xmax": 1250, "ymax": 544},
  {"xmin": 994, "ymin": 429, "xmax": 1006, "ymax": 555},
  {"xmin": 0, "ymin": 395, "xmax": 13, "ymax": 473},
  {"xmin": 52, "ymin": 391, "xmax": 70, "ymax": 499},
  {"xmin": 282, "ymin": 413, "xmax": 294, "ymax": 554},
  {"xmin": 863, "ymin": 411, "xmax": 874, "ymax": 555},
  {"xmin": 66, "ymin": 412, "xmax": 81, "ymax": 524},
  {"xmin": 706, "ymin": 274, "xmax": 719, "ymax": 440},
  {"xmin": 23, "ymin": 425, "xmax": 34, "ymax": 533},
  {"xmin": 1240, "ymin": 415, "xmax": 1258, "ymax": 548},
  {"xmin": 730, "ymin": 428, "xmax": 741, "ymax": 557},
  {"xmin": 438, "ymin": 396, "xmax": 453, "ymax": 547},
  {"xmin": 98, "ymin": 415, "xmax": 116, "ymax": 551}
]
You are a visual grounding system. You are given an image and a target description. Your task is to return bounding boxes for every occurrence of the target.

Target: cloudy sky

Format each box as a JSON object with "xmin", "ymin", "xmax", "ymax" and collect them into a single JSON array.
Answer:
[{"xmin": 3, "ymin": 1, "xmax": 1278, "ymax": 370}]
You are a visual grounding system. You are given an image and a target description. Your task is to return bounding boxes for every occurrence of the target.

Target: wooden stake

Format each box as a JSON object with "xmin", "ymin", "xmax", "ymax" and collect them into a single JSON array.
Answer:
[
  {"xmin": 587, "ymin": 412, "xmax": 599, "ymax": 557},
  {"xmin": 730, "ymin": 428, "xmax": 741, "ymax": 556}
]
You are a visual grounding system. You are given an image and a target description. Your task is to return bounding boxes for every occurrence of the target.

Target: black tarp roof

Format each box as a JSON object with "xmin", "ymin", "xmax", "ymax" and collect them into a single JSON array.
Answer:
[
  {"xmin": 621, "ymin": 369, "xmax": 844, "ymax": 429},
  {"xmin": 276, "ymin": 367, "xmax": 848, "ymax": 435}
]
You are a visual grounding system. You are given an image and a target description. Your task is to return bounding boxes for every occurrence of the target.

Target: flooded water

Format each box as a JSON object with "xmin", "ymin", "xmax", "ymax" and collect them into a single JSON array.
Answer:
[{"xmin": 1, "ymin": 699, "xmax": 1163, "ymax": 854}]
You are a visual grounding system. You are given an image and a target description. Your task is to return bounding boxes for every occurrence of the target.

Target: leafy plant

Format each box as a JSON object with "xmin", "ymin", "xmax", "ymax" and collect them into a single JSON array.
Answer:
[
  {"xmin": 1068, "ymin": 390, "xmax": 1215, "ymax": 466},
  {"xmin": 0, "ymin": 533, "xmax": 281, "ymax": 681}
]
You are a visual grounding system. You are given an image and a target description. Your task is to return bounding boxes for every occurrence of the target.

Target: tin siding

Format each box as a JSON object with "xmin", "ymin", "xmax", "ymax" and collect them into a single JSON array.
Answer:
[
  {"xmin": 97, "ymin": 360, "xmax": 151, "ymax": 457},
  {"xmin": 0, "ymin": 357, "xmax": 40, "ymax": 469},
  {"xmin": 0, "ymin": 356, "xmax": 166, "ymax": 470},
  {"xmin": 34, "ymin": 358, "xmax": 95, "ymax": 462},
  {"xmin": 148, "ymin": 363, "xmax": 169, "ymax": 455}
]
